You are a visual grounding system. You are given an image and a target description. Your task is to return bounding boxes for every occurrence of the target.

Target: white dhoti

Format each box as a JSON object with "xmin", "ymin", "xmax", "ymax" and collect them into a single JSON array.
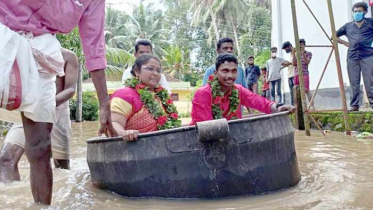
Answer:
[
  {"xmin": 0, "ymin": 22, "xmax": 64, "ymax": 123},
  {"xmin": 3, "ymin": 102, "xmax": 72, "ymax": 160}
]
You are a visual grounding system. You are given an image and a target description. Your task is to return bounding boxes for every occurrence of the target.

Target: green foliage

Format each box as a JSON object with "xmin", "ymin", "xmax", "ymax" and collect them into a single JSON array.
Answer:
[
  {"xmin": 125, "ymin": 3, "xmax": 167, "ymax": 56},
  {"xmin": 105, "ymin": 6, "xmax": 131, "ymax": 44},
  {"xmin": 195, "ymin": 79, "xmax": 203, "ymax": 87},
  {"xmin": 255, "ymin": 49, "xmax": 271, "ymax": 67},
  {"xmin": 0, "ymin": 121, "xmax": 12, "ymax": 138},
  {"xmin": 162, "ymin": 45, "xmax": 190, "ymax": 81},
  {"xmin": 291, "ymin": 111, "xmax": 373, "ymax": 133},
  {"xmin": 1, "ymin": 129, "xmax": 9, "ymax": 137},
  {"xmin": 102, "ymin": 1, "xmax": 271, "ymax": 85},
  {"xmin": 69, "ymin": 91, "xmax": 99, "ymax": 121},
  {"xmin": 105, "ymin": 47, "xmax": 136, "ymax": 80},
  {"xmin": 105, "ymin": 4, "xmax": 168, "ymax": 80},
  {"xmin": 57, "ymin": 28, "xmax": 90, "ymax": 80},
  {"xmin": 179, "ymin": 112, "xmax": 191, "ymax": 118},
  {"xmin": 56, "ymin": 1, "xmax": 271, "ymax": 85},
  {"xmin": 57, "ymin": 28, "xmax": 84, "ymax": 63},
  {"xmin": 249, "ymin": 0, "xmax": 271, "ymax": 9},
  {"xmin": 239, "ymin": 5, "xmax": 272, "ymax": 61},
  {"xmin": 162, "ymin": 0, "xmax": 214, "ymax": 72},
  {"xmin": 183, "ymin": 69, "xmax": 202, "ymax": 86},
  {"xmin": 189, "ymin": 79, "xmax": 204, "ymax": 102}
]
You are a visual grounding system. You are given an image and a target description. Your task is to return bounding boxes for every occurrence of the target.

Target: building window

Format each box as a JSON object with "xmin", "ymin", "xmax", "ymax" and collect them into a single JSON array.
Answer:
[{"xmin": 171, "ymin": 93, "xmax": 179, "ymax": 101}]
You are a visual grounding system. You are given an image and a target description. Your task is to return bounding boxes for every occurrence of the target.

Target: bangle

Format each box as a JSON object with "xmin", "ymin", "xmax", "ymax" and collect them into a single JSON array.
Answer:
[{"xmin": 276, "ymin": 103, "xmax": 282, "ymax": 108}]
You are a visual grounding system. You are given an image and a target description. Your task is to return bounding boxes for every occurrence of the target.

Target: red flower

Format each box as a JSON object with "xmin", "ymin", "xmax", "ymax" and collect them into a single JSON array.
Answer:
[
  {"xmin": 157, "ymin": 116, "xmax": 168, "ymax": 126},
  {"xmin": 213, "ymin": 96, "xmax": 222, "ymax": 104},
  {"xmin": 166, "ymin": 99, "xmax": 173, "ymax": 105},
  {"xmin": 136, "ymin": 84, "xmax": 146, "ymax": 90},
  {"xmin": 155, "ymin": 86, "xmax": 164, "ymax": 93},
  {"xmin": 227, "ymin": 112, "xmax": 235, "ymax": 119},
  {"xmin": 170, "ymin": 113, "xmax": 178, "ymax": 119},
  {"xmin": 208, "ymin": 75, "xmax": 215, "ymax": 81}
]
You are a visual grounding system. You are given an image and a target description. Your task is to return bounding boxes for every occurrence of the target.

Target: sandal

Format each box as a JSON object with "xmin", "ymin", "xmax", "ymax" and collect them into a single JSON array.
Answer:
[{"xmin": 349, "ymin": 106, "xmax": 359, "ymax": 112}]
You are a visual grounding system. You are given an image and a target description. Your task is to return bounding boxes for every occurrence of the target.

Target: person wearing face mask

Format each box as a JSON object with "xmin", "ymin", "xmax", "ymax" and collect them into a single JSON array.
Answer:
[
  {"xmin": 336, "ymin": 2, "xmax": 373, "ymax": 111},
  {"xmin": 266, "ymin": 47, "xmax": 287, "ymax": 104},
  {"xmin": 282, "ymin": 41, "xmax": 295, "ymax": 105}
]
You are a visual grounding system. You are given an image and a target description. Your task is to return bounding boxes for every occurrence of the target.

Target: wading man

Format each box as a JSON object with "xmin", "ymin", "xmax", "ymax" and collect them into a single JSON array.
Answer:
[
  {"xmin": 0, "ymin": 48, "xmax": 78, "ymax": 181},
  {"xmin": 0, "ymin": 1, "xmax": 117, "ymax": 205}
]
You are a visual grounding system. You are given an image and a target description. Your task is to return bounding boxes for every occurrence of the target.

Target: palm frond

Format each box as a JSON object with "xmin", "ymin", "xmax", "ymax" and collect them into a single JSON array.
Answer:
[{"xmin": 106, "ymin": 46, "xmax": 136, "ymax": 68}]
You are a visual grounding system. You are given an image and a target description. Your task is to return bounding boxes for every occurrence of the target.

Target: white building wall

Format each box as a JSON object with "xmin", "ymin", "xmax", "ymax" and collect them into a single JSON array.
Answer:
[{"xmin": 271, "ymin": 0, "xmax": 372, "ymax": 93}]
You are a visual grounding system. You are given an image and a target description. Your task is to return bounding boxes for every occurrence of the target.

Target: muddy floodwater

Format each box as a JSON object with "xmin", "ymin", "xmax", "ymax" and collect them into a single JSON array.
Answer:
[{"xmin": 1, "ymin": 121, "xmax": 373, "ymax": 210}]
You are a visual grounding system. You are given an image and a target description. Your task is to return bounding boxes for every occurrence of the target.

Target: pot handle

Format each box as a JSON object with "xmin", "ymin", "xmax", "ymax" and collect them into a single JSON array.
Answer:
[{"xmin": 196, "ymin": 119, "xmax": 229, "ymax": 142}]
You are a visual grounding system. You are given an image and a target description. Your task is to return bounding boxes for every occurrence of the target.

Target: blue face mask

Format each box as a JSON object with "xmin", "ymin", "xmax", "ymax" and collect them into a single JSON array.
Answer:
[{"xmin": 353, "ymin": 12, "xmax": 365, "ymax": 22}]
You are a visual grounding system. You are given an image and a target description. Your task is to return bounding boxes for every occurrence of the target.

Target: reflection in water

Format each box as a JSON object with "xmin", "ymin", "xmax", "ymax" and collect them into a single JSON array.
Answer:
[{"xmin": 1, "ymin": 121, "xmax": 373, "ymax": 210}]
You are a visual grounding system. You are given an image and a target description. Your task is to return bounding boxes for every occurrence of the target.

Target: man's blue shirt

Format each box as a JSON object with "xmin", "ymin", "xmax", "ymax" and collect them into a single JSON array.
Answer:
[{"xmin": 202, "ymin": 64, "xmax": 247, "ymax": 88}]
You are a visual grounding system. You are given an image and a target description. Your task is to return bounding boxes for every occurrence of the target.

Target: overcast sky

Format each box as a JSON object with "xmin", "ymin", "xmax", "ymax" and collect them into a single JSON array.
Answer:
[{"xmin": 106, "ymin": 0, "xmax": 163, "ymax": 15}]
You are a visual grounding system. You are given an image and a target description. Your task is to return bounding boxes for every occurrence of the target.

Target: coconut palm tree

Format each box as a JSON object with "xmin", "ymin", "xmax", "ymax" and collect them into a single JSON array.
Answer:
[
  {"xmin": 212, "ymin": 0, "xmax": 248, "ymax": 58},
  {"xmin": 105, "ymin": 6, "xmax": 130, "ymax": 42},
  {"xmin": 104, "ymin": 7, "xmax": 136, "ymax": 80},
  {"xmin": 249, "ymin": 0, "xmax": 271, "ymax": 10},
  {"xmin": 162, "ymin": 46, "xmax": 190, "ymax": 81},
  {"xmin": 190, "ymin": 0, "xmax": 220, "ymax": 46},
  {"xmin": 104, "ymin": 5, "xmax": 168, "ymax": 81},
  {"xmin": 123, "ymin": 3, "xmax": 169, "ymax": 56},
  {"xmin": 105, "ymin": 46, "xmax": 136, "ymax": 81},
  {"xmin": 190, "ymin": 0, "xmax": 248, "ymax": 56}
]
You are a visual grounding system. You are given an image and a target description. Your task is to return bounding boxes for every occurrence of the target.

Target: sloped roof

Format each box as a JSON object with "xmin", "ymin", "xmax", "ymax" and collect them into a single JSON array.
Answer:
[
  {"xmin": 169, "ymin": 82, "xmax": 191, "ymax": 90},
  {"xmin": 164, "ymin": 74, "xmax": 181, "ymax": 82}
]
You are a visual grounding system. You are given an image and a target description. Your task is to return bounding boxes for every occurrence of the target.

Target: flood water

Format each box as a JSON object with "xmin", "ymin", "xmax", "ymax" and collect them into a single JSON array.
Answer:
[{"xmin": 1, "ymin": 120, "xmax": 373, "ymax": 210}]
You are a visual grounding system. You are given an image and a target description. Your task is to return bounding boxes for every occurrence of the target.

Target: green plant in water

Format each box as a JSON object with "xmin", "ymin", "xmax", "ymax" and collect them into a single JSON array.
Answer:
[
  {"xmin": 70, "ymin": 91, "xmax": 99, "ymax": 121},
  {"xmin": 2, "ymin": 129, "xmax": 9, "ymax": 137}
]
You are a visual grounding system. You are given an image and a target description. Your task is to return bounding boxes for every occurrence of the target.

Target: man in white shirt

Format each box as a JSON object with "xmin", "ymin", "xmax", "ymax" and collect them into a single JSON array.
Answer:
[
  {"xmin": 282, "ymin": 41, "xmax": 295, "ymax": 105},
  {"xmin": 266, "ymin": 47, "xmax": 286, "ymax": 104},
  {"xmin": 122, "ymin": 39, "xmax": 171, "ymax": 94}
]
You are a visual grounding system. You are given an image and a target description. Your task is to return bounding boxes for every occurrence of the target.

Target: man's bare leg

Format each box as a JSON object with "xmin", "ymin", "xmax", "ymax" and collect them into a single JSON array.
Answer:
[
  {"xmin": 53, "ymin": 159, "xmax": 70, "ymax": 170},
  {"xmin": 21, "ymin": 113, "xmax": 53, "ymax": 205},
  {"xmin": 0, "ymin": 143, "xmax": 24, "ymax": 182},
  {"xmin": 252, "ymin": 83, "xmax": 258, "ymax": 94}
]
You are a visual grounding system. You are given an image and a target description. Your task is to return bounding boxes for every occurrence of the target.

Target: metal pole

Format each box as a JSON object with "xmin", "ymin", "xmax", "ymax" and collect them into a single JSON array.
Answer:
[
  {"xmin": 308, "ymin": 113, "xmax": 326, "ymax": 136},
  {"xmin": 302, "ymin": 0, "xmax": 333, "ymax": 44},
  {"xmin": 75, "ymin": 63, "xmax": 83, "ymax": 122},
  {"xmin": 290, "ymin": 0, "xmax": 311, "ymax": 136},
  {"xmin": 326, "ymin": 0, "xmax": 351, "ymax": 135}
]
